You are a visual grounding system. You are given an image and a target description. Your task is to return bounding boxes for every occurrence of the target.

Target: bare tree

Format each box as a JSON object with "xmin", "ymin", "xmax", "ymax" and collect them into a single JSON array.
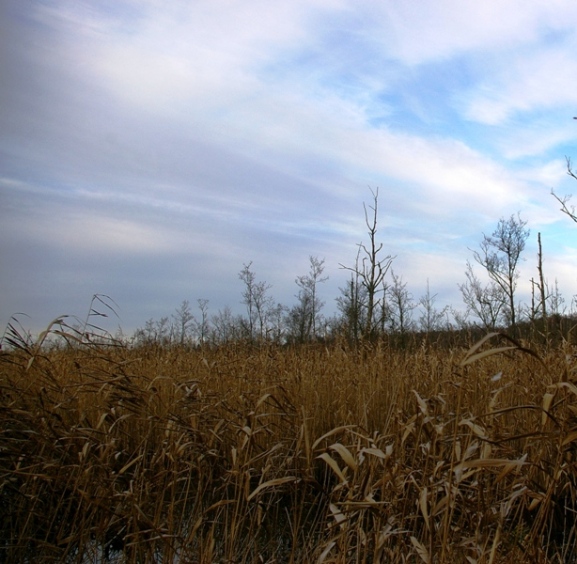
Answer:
[
  {"xmin": 292, "ymin": 256, "xmax": 328, "ymax": 341},
  {"xmin": 340, "ymin": 188, "xmax": 394, "ymax": 340},
  {"xmin": 239, "ymin": 262, "xmax": 257, "ymax": 339},
  {"xmin": 286, "ymin": 296, "xmax": 313, "ymax": 344},
  {"xmin": 459, "ymin": 261, "xmax": 506, "ymax": 330},
  {"xmin": 472, "ymin": 214, "xmax": 529, "ymax": 335},
  {"xmin": 268, "ymin": 302, "xmax": 287, "ymax": 343},
  {"xmin": 529, "ymin": 233, "xmax": 550, "ymax": 339},
  {"xmin": 211, "ymin": 306, "xmax": 241, "ymax": 344},
  {"xmin": 135, "ymin": 316, "xmax": 172, "ymax": 345},
  {"xmin": 195, "ymin": 299, "xmax": 209, "ymax": 346},
  {"xmin": 172, "ymin": 300, "xmax": 195, "ymax": 345},
  {"xmin": 549, "ymin": 279, "xmax": 566, "ymax": 317},
  {"xmin": 536, "ymin": 233, "xmax": 547, "ymax": 322},
  {"xmin": 418, "ymin": 280, "xmax": 449, "ymax": 334},
  {"xmin": 238, "ymin": 262, "xmax": 273, "ymax": 341},
  {"xmin": 386, "ymin": 270, "xmax": 415, "ymax": 336},
  {"xmin": 336, "ymin": 247, "xmax": 366, "ymax": 345}
]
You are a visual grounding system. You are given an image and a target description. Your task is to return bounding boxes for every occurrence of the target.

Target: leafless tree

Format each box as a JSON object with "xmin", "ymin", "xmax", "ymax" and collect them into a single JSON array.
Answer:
[
  {"xmin": 211, "ymin": 306, "xmax": 241, "ymax": 344},
  {"xmin": 549, "ymin": 279, "xmax": 566, "ymax": 317},
  {"xmin": 195, "ymin": 299, "xmax": 209, "ymax": 346},
  {"xmin": 172, "ymin": 300, "xmax": 195, "ymax": 345},
  {"xmin": 529, "ymin": 233, "xmax": 551, "ymax": 339},
  {"xmin": 267, "ymin": 302, "xmax": 287, "ymax": 343},
  {"xmin": 418, "ymin": 279, "xmax": 449, "ymax": 334},
  {"xmin": 472, "ymin": 214, "xmax": 529, "ymax": 334},
  {"xmin": 386, "ymin": 270, "xmax": 415, "ymax": 336},
  {"xmin": 239, "ymin": 262, "xmax": 273, "ymax": 341},
  {"xmin": 458, "ymin": 261, "xmax": 506, "ymax": 330},
  {"xmin": 136, "ymin": 316, "xmax": 172, "ymax": 345},
  {"xmin": 336, "ymin": 247, "xmax": 366, "ymax": 345},
  {"xmin": 292, "ymin": 256, "xmax": 328, "ymax": 341},
  {"xmin": 340, "ymin": 188, "xmax": 394, "ymax": 340},
  {"xmin": 536, "ymin": 233, "xmax": 547, "ymax": 322}
]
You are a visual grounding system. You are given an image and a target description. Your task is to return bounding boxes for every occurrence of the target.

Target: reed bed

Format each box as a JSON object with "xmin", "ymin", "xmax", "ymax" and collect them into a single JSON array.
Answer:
[{"xmin": 1, "ymin": 328, "xmax": 577, "ymax": 562}]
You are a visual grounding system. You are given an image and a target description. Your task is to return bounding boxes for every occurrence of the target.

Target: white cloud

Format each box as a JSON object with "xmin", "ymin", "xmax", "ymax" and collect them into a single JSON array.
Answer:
[
  {"xmin": 379, "ymin": 0, "xmax": 577, "ymax": 65},
  {"xmin": 2, "ymin": 198, "xmax": 177, "ymax": 256},
  {"xmin": 26, "ymin": 0, "xmax": 571, "ymax": 225},
  {"xmin": 45, "ymin": 0, "xmax": 346, "ymax": 116},
  {"xmin": 463, "ymin": 46, "xmax": 577, "ymax": 124},
  {"xmin": 5, "ymin": 0, "xmax": 577, "ymax": 333},
  {"xmin": 65, "ymin": 216, "xmax": 178, "ymax": 254},
  {"xmin": 497, "ymin": 125, "xmax": 577, "ymax": 161}
]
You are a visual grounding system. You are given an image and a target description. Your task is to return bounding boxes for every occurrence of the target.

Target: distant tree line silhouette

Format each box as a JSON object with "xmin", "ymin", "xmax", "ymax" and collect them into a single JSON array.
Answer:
[{"xmin": 133, "ymin": 174, "xmax": 577, "ymax": 349}]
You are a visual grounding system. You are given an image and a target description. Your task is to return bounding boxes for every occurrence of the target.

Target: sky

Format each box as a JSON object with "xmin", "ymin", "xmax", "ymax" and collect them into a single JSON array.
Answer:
[{"xmin": 3, "ymin": 0, "xmax": 577, "ymax": 337}]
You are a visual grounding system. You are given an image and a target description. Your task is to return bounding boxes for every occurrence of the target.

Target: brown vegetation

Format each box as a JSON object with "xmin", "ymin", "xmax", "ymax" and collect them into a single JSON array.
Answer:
[{"xmin": 2, "ymin": 325, "xmax": 577, "ymax": 562}]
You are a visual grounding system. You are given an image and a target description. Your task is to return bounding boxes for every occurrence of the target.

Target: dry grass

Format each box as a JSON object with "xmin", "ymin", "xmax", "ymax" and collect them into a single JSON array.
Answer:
[{"xmin": 1, "ymin": 325, "xmax": 577, "ymax": 562}]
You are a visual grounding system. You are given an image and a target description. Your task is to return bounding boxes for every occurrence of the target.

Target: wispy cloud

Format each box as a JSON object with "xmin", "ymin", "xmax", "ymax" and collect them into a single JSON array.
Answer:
[
  {"xmin": 2, "ymin": 0, "xmax": 577, "ymax": 333},
  {"xmin": 462, "ymin": 45, "xmax": 577, "ymax": 125}
]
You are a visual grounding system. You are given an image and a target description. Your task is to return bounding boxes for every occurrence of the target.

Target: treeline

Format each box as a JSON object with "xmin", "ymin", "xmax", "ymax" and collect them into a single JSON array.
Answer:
[{"xmin": 131, "ymin": 184, "xmax": 577, "ymax": 349}]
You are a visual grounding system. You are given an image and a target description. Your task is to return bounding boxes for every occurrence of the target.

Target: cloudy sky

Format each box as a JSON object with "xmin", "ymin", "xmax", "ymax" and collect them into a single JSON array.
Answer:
[{"xmin": 3, "ymin": 0, "xmax": 577, "ymax": 336}]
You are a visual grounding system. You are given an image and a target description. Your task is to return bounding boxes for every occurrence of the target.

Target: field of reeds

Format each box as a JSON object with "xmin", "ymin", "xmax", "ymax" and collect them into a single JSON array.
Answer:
[{"xmin": 2, "ymin": 323, "xmax": 577, "ymax": 563}]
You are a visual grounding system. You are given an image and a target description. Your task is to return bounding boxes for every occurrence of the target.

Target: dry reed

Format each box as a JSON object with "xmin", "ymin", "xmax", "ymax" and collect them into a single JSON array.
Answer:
[{"xmin": 1, "ymin": 323, "xmax": 576, "ymax": 562}]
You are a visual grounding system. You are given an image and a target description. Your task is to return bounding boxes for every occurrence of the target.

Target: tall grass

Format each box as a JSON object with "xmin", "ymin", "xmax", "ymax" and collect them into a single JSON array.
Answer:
[{"xmin": 1, "ymin": 322, "xmax": 576, "ymax": 562}]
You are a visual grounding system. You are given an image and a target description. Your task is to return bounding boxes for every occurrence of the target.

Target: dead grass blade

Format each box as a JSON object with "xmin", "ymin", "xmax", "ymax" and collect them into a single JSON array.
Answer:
[
  {"xmin": 317, "ymin": 452, "xmax": 348, "ymax": 484},
  {"xmin": 246, "ymin": 476, "xmax": 299, "ymax": 501},
  {"xmin": 460, "ymin": 331, "xmax": 545, "ymax": 367},
  {"xmin": 410, "ymin": 535, "xmax": 430, "ymax": 563},
  {"xmin": 329, "ymin": 443, "xmax": 357, "ymax": 471}
]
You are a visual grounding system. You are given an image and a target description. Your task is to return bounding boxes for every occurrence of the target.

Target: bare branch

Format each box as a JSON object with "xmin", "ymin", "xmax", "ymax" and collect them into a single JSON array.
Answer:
[{"xmin": 551, "ymin": 157, "xmax": 577, "ymax": 223}]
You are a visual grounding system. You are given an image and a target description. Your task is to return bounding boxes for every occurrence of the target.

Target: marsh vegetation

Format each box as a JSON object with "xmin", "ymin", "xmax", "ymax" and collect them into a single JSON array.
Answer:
[{"xmin": 2, "ymin": 317, "xmax": 577, "ymax": 563}]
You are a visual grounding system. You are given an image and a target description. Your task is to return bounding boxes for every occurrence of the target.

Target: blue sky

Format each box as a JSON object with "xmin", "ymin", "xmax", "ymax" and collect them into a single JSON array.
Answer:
[{"xmin": 3, "ymin": 0, "xmax": 577, "ymax": 336}]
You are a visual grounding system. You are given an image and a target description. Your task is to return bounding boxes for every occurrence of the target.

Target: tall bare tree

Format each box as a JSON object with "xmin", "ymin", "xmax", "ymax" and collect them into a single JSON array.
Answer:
[
  {"xmin": 536, "ymin": 233, "xmax": 547, "ymax": 322},
  {"xmin": 340, "ymin": 188, "xmax": 394, "ymax": 340},
  {"xmin": 472, "ymin": 214, "xmax": 529, "ymax": 334},
  {"xmin": 529, "ymin": 233, "xmax": 549, "ymax": 339},
  {"xmin": 195, "ymin": 299, "xmax": 210, "ymax": 346}
]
